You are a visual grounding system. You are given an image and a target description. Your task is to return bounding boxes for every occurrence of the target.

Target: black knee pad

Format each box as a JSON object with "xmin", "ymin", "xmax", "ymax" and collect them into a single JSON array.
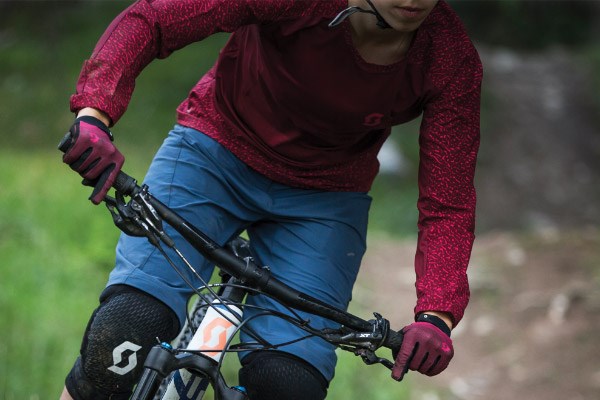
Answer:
[
  {"xmin": 239, "ymin": 351, "xmax": 329, "ymax": 400},
  {"xmin": 65, "ymin": 285, "xmax": 180, "ymax": 400}
]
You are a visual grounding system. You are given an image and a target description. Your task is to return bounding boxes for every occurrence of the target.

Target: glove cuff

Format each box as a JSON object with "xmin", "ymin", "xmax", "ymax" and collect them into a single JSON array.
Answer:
[
  {"xmin": 417, "ymin": 314, "xmax": 451, "ymax": 337},
  {"xmin": 75, "ymin": 115, "xmax": 114, "ymax": 141}
]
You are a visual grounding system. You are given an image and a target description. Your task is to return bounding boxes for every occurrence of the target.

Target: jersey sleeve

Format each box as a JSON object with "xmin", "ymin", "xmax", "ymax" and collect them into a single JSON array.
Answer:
[
  {"xmin": 69, "ymin": 0, "xmax": 345, "ymax": 124},
  {"xmin": 413, "ymin": 49, "xmax": 483, "ymax": 326}
]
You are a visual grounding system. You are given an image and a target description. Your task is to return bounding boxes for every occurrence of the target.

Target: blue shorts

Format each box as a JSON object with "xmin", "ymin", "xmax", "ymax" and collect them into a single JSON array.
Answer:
[{"xmin": 107, "ymin": 125, "xmax": 372, "ymax": 381}]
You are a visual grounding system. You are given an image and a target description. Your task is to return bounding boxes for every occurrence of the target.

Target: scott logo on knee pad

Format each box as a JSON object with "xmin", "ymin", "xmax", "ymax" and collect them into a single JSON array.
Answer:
[{"xmin": 107, "ymin": 341, "xmax": 142, "ymax": 375}]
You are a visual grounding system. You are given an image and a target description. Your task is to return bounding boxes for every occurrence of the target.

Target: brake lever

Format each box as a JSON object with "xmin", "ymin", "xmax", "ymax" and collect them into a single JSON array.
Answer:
[
  {"xmin": 106, "ymin": 184, "xmax": 177, "ymax": 250},
  {"xmin": 324, "ymin": 312, "xmax": 396, "ymax": 369},
  {"xmin": 131, "ymin": 185, "xmax": 175, "ymax": 248},
  {"xmin": 105, "ymin": 194, "xmax": 148, "ymax": 237},
  {"xmin": 355, "ymin": 348, "xmax": 394, "ymax": 370}
]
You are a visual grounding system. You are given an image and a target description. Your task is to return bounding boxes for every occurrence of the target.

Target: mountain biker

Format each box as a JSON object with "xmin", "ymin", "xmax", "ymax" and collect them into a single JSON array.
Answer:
[{"xmin": 59, "ymin": 1, "xmax": 482, "ymax": 399}]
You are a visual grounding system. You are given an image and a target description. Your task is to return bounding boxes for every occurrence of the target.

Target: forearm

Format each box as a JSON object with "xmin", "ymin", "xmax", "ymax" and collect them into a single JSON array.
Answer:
[
  {"xmin": 413, "ymin": 209, "xmax": 475, "ymax": 326},
  {"xmin": 413, "ymin": 132, "xmax": 477, "ymax": 326}
]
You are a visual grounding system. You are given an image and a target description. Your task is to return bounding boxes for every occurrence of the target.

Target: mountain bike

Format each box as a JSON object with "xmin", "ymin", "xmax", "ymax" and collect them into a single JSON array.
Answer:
[{"xmin": 59, "ymin": 137, "xmax": 404, "ymax": 400}]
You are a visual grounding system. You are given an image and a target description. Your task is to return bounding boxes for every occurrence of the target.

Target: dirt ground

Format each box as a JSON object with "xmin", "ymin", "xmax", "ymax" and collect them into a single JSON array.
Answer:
[
  {"xmin": 355, "ymin": 47, "xmax": 600, "ymax": 400},
  {"xmin": 357, "ymin": 229, "xmax": 600, "ymax": 400},
  {"xmin": 474, "ymin": 46, "xmax": 600, "ymax": 232}
]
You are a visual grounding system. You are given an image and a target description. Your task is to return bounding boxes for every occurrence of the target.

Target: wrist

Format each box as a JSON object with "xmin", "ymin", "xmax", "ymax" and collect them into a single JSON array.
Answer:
[
  {"xmin": 417, "ymin": 313, "xmax": 452, "ymax": 337},
  {"xmin": 76, "ymin": 107, "xmax": 111, "ymax": 127},
  {"xmin": 74, "ymin": 115, "xmax": 114, "ymax": 142},
  {"xmin": 419, "ymin": 311, "xmax": 453, "ymax": 330}
]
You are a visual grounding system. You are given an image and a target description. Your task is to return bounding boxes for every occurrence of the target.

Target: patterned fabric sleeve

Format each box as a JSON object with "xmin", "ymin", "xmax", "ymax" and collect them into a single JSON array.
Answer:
[
  {"xmin": 69, "ymin": 0, "xmax": 344, "ymax": 124},
  {"xmin": 413, "ymin": 50, "xmax": 483, "ymax": 326}
]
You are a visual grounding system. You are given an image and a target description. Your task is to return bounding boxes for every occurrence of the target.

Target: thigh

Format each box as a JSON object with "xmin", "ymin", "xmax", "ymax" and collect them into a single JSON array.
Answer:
[
  {"xmin": 107, "ymin": 126, "xmax": 260, "ymax": 326},
  {"xmin": 240, "ymin": 189, "xmax": 372, "ymax": 382}
]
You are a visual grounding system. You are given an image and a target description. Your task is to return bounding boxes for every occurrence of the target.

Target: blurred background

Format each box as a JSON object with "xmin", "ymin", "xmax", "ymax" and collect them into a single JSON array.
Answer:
[{"xmin": 1, "ymin": 1, "xmax": 599, "ymax": 399}]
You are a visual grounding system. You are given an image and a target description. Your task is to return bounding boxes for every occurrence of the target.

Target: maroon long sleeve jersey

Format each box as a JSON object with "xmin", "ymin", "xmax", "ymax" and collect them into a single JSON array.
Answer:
[{"xmin": 71, "ymin": 0, "xmax": 482, "ymax": 325}]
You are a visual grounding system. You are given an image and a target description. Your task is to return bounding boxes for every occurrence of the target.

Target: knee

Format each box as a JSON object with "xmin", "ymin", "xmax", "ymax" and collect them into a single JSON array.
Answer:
[
  {"xmin": 238, "ymin": 351, "xmax": 328, "ymax": 400},
  {"xmin": 65, "ymin": 285, "xmax": 180, "ymax": 400}
]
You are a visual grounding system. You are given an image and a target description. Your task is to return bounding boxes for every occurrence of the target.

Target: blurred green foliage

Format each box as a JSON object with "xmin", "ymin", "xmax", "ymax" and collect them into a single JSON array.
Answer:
[
  {"xmin": 449, "ymin": 0, "xmax": 599, "ymax": 49},
  {"xmin": 0, "ymin": 0, "xmax": 229, "ymax": 151}
]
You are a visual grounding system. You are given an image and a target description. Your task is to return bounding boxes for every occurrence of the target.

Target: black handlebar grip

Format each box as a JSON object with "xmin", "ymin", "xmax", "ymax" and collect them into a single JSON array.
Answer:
[
  {"xmin": 113, "ymin": 172, "xmax": 139, "ymax": 196},
  {"xmin": 385, "ymin": 329, "xmax": 404, "ymax": 358},
  {"xmin": 58, "ymin": 132, "xmax": 74, "ymax": 153}
]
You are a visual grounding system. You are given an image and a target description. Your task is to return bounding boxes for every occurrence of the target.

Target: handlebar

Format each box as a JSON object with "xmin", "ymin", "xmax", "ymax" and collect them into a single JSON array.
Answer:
[{"xmin": 58, "ymin": 131, "xmax": 404, "ymax": 356}]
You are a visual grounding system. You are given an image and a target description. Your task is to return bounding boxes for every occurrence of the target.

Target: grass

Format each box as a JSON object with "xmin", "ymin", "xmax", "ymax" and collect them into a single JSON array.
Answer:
[{"xmin": 0, "ymin": 152, "xmax": 114, "ymax": 399}]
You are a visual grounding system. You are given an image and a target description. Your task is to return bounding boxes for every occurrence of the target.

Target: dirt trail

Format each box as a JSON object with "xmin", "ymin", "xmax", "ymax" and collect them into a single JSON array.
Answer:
[
  {"xmin": 475, "ymin": 47, "xmax": 600, "ymax": 232},
  {"xmin": 358, "ymin": 230, "xmax": 600, "ymax": 400}
]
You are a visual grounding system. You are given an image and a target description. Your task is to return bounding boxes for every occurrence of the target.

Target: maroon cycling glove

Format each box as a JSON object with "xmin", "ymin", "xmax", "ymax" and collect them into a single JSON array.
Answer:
[
  {"xmin": 62, "ymin": 116, "xmax": 124, "ymax": 204},
  {"xmin": 391, "ymin": 315, "xmax": 454, "ymax": 381}
]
